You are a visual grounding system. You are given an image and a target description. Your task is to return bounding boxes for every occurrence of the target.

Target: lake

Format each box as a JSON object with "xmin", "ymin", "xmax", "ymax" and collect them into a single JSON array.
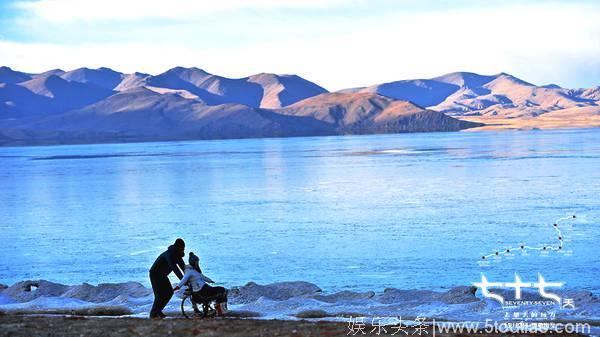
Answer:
[{"xmin": 1, "ymin": 129, "xmax": 598, "ymax": 294}]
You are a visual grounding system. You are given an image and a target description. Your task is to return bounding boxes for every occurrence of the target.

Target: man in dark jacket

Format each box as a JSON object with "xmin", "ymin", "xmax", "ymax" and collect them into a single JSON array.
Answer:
[{"xmin": 149, "ymin": 238, "xmax": 185, "ymax": 318}]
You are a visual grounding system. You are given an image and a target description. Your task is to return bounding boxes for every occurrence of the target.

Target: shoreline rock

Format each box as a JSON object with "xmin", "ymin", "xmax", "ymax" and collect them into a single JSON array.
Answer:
[{"xmin": 2, "ymin": 279, "xmax": 598, "ymax": 324}]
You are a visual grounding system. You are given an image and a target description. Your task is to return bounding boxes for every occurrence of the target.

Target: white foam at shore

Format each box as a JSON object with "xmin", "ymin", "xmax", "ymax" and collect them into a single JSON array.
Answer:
[{"xmin": 0, "ymin": 280, "xmax": 599, "ymax": 324}]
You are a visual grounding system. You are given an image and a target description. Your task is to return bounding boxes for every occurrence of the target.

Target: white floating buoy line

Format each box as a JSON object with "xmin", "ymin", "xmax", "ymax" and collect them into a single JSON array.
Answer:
[{"xmin": 480, "ymin": 214, "xmax": 575, "ymax": 260}]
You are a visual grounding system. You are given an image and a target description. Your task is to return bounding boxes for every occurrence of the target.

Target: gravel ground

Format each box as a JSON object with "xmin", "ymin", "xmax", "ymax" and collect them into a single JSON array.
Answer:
[{"xmin": 0, "ymin": 315, "xmax": 593, "ymax": 337}]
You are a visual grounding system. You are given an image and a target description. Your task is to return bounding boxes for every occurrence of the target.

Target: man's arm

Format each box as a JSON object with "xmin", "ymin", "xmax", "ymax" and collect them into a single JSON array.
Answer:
[
  {"xmin": 176, "ymin": 256, "xmax": 185, "ymax": 273},
  {"xmin": 167, "ymin": 253, "xmax": 184, "ymax": 280}
]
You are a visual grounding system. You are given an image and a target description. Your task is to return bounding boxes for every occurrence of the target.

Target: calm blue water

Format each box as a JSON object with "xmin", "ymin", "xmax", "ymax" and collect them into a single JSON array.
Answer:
[{"xmin": 0, "ymin": 129, "xmax": 598, "ymax": 293}]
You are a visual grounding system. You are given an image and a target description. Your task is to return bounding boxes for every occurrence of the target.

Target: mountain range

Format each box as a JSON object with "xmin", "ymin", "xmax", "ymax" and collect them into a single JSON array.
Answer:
[
  {"xmin": 348, "ymin": 72, "xmax": 600, "ymax": 119},
  {"xmin": 1, "ymin": 66, "xmax": 598, "ymax": 145}
]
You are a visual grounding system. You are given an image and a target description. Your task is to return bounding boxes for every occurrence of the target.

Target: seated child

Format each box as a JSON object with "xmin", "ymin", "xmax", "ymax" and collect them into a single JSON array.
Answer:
[{"xmin": 174, "ymin": 252, "xmax": 228, "ymax": 315}]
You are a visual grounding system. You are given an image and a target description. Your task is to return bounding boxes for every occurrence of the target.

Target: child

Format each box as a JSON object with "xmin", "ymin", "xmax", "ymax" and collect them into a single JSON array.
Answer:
[{"xmin": 174, "ymin": 252, "xmax": 228, "ymax": 315}]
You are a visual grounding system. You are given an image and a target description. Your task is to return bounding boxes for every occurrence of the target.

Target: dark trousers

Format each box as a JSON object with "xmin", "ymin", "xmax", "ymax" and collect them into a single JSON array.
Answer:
[
  {"xmin": 192, "ymin": 284, "xmax": 227, "ymax": 303},
  {"xmin": 149, "ymin": 272, "xmax": 173, "ymax": 317}
]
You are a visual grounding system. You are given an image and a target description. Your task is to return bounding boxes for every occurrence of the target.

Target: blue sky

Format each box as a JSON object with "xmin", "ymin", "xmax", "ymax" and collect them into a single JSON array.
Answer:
[{"xmin": 1, "ymin": 0, "xmax": 599, "ymax": 90}]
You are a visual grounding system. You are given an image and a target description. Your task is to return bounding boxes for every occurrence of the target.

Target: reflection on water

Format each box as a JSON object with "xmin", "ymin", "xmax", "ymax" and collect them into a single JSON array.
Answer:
[{"xmin": 0, "ymin": 129, "xmax": 599, "ymax": 293}]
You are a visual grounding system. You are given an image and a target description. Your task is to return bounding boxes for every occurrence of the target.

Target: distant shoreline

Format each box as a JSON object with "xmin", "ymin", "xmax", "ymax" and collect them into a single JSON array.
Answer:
[
  {"xmin": 1, "ymin": 124, "xmax": 599, "ymax": 148},
  {"xmin": 0, "ymin": 127, "xmax": 472, "ymax": 148},
  {"xmin": 458, "ymin": 116, "xmax": 600, "ymax": 131}
]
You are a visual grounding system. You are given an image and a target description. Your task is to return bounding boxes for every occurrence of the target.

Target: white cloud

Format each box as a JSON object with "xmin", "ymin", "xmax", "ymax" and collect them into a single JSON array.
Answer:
[
  {"xmin": 3, "ymin": 2, "xmax": 600, "ymax": 89},
  {"xmin": 15, "ymin": 0, "xmax": 356, "ymax": 22}
]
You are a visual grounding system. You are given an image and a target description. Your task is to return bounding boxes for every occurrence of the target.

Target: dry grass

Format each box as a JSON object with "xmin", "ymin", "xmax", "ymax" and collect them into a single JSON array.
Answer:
[{"xmin": 458, "ymin": 116, "xmax": 600, "ymax": 131}]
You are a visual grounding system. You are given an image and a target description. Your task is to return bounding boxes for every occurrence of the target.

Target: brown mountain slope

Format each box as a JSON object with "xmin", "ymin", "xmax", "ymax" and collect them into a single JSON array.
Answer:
[{"xmin": 279, "ymin": 92, "xmax": 482, "ymax": 133}]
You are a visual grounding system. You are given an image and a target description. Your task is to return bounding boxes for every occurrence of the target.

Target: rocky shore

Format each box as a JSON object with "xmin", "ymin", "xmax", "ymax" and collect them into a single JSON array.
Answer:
[{"xmin": 1, "ymin": 279, "xmax": 598, "ymax": 334}]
